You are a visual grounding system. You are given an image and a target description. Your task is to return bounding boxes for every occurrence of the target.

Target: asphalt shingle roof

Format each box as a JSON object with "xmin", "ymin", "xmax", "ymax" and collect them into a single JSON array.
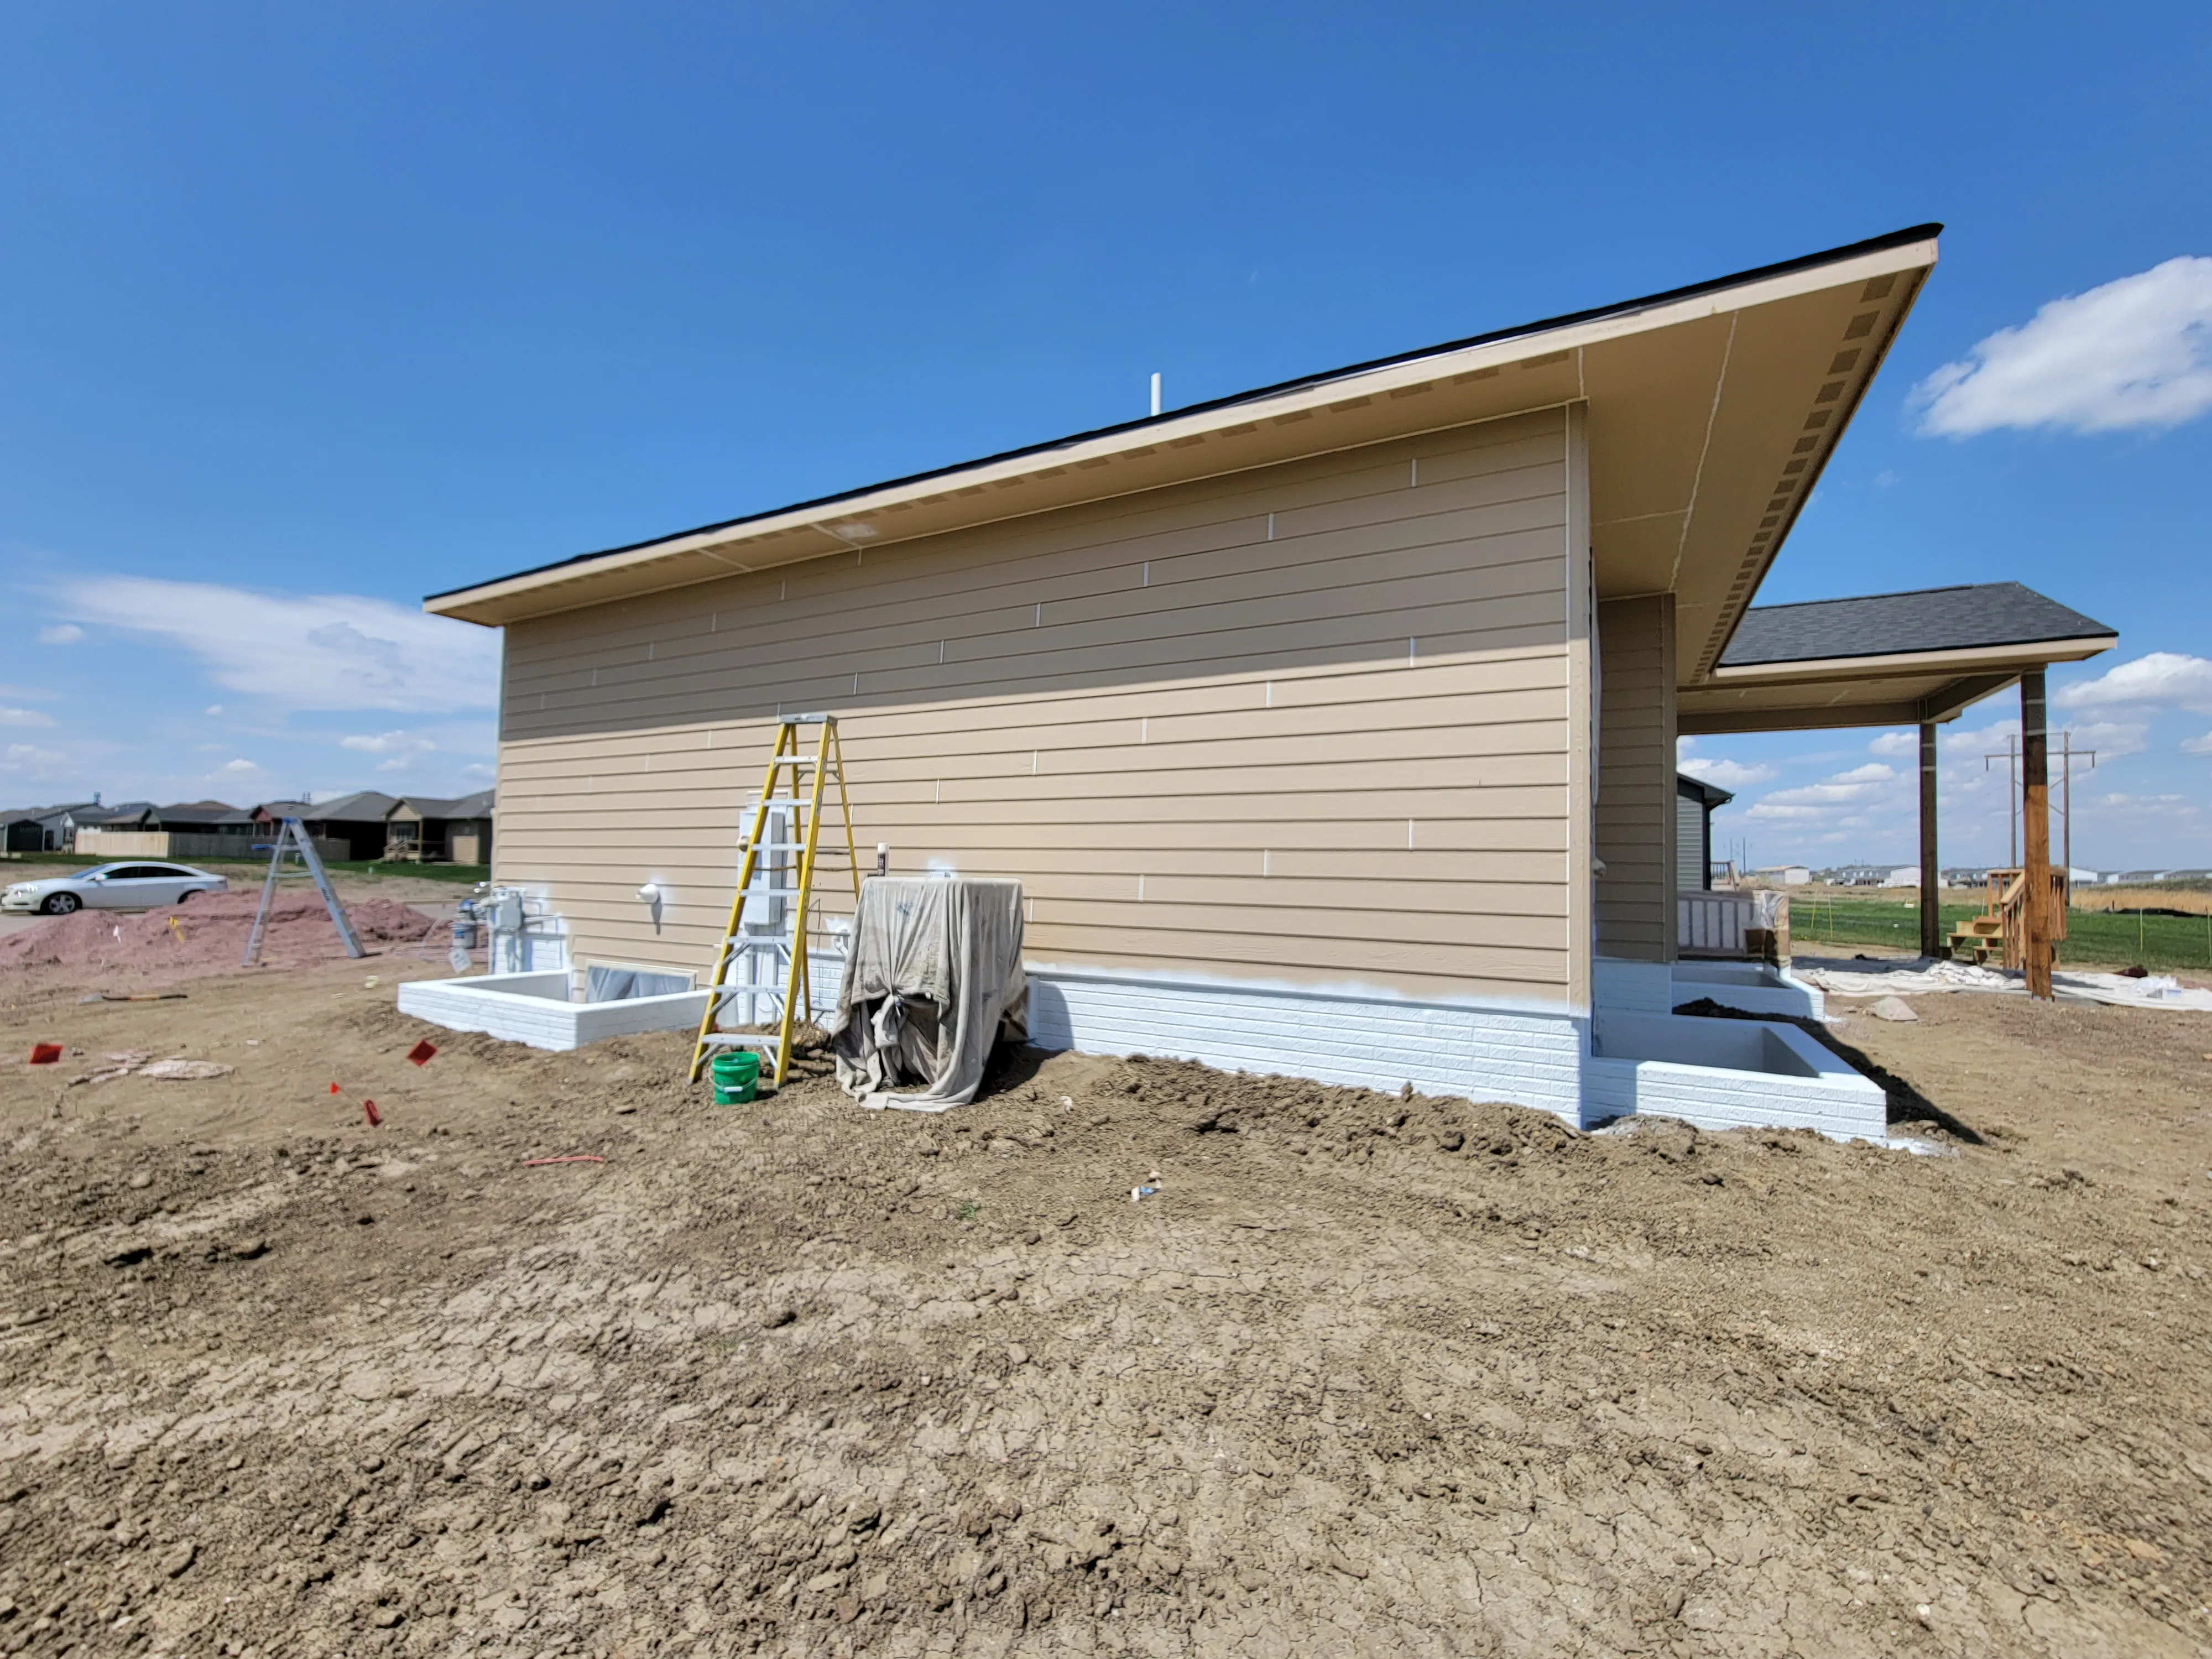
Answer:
[
  {"xmin": 301, "ymin": 791, "xmax": 400, "ymax": 821},
  {"xmin": 1720, "ymin": 583, "xmax": 2113, "ymax": 668}
]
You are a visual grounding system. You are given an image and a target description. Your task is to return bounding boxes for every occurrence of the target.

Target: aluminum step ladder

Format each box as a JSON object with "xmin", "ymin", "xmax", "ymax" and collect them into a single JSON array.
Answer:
[
  {"xmin": 242, "ymin": 817, "xmax": 364, "ymax": 966},
  {"xmin": 686, "ymin": 716, "xmax": 863, "ymax": 1089}
]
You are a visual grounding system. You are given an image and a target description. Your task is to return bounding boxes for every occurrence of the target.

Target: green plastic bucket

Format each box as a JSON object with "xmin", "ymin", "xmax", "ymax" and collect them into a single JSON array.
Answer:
[{"xmin": 709, "ymin": 1049, "xmax": 761, "ymax": 1104}]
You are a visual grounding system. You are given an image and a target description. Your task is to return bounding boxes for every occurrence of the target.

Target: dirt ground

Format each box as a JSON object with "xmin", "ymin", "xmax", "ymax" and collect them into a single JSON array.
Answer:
[{"xmin": 2, "ymin": 929, "xmax": 2210, "ymax": 1658}]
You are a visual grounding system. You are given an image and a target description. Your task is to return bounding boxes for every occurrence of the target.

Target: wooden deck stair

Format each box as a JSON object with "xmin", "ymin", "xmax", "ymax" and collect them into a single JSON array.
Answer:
[
  {"xmin": 1947, "ymin": 912, "xmax": 2007, "ymax": 965},
  {"xmin": 1945, "ymin": 868, "xmax": 2068, "ymax": 967}
]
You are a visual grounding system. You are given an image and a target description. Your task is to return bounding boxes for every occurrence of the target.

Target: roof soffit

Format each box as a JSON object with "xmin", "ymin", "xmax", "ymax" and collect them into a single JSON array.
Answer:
[{"xmin": 427, "ymin": 234, "xmax": 1938, "ymax": 633}]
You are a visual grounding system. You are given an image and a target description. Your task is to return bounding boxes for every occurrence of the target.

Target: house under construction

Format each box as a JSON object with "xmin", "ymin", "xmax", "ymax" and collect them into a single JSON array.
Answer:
[{"xmin": 420, "ymin": 225, "xmax": 2114, "ymax": 1135}]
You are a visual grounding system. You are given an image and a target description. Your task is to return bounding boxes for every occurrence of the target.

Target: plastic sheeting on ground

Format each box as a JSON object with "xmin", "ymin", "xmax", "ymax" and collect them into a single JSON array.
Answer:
[
  {"xmin": 822, "ymin": 875, "xmax": 1027, "ymax": 1112},
  {"xmin": 1793, "ymin": 955, "xmax": 2212, "ymax": 1011}
]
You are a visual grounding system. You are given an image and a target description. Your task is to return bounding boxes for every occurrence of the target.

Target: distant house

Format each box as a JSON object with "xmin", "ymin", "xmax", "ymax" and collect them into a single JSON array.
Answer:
[
  {"xmin": 384, "ymin": 790, "xmax": 494, "ymax": 864},
  {"xmin": 1824, "ymin": 864, "xmax": 1912, "ymax": 887},
  {"xmin": 59, "ymin": 801, "xmax": 154, "ymax": 850},
  {"xmin": 1674, "ymin": 775, "xmax": 1733, "ymax": 893},
  {"xmin": 74, "ymin": 800, "xmax": 272, "ymax": 862},
  {"xmin": 0, "ymin": 806, "xmax": 67, "ymax": 853},
  {"xmin": 253, "ymin": 792, "xmax": 399, "ymax": 862},
  {"xmin": 1754, "ymin": 865, "xmax": 1812, "ymax": 886},
  {"xmin": 247, "ymin": 789, "xmax": 494, "ymax": 863},
  {"xmin": 152, "ymin": 801, "xmax": 260, "ymax": 844}
]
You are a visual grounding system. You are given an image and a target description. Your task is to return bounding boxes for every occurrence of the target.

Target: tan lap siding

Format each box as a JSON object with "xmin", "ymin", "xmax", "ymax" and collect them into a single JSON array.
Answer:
[
  {"xmin": 494, "ymin": 409, "xmax": 1576, "ymax": 1005},
  {"xmin": 1594, "ymin": 594, "xmax": 1677, "ymax": 962}
]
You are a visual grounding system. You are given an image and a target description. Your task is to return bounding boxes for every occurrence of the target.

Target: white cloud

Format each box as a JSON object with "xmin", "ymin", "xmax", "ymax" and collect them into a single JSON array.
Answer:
[
  {"xmin": 0, "ymin": 684, "xmax": 59, "ymax": 701},
  {"xmin": 53, "ymin": 576, "xmax": 499, "ymax": 714},
  {"xmin": 1942, "ymin": 717, "xmax": 2018, "ymax": 756},
  {"xmin": 2062, "ymin": 719, "xmax": 2148, "ymax": 759},
  {"xmin": 461, "ymin": 763, "xmax": 495, "ymax": 781},
  {"xmin": 2183, "ymin": 731, "xmax": 2212, "ymax": 757},
  {"xmin": 0, "ymin": 707, "xmax": 54, "ymax": 728},
  {"xmin": 2080, "ymin": 791, "xmax": 2203, "ymax": 824},
  {"xmin": 1741, "ymin": 801, "xmax": 1825, "ymax": 822},
  {"xmin": 3, "ymin": 743, "xmax": 66, "ymax": 772},
  {"xmin": 341, "ymin": 727, "xmax": 445, "ymax": 775},
  {"xmin": 2056, "ymin": 651, "xmax": 2212, "ymax": 716},
  {"xmin": 342, "ymin": 729, "xmax": 435, "ymax": 755},
  {"xmin": 220, "ymin": 758, "xmax": 262, "ymax": 775},
  {"xmin": 37, "ymin": 623, "xmax": 84, "ymax": 645},
  {"xmin": 1914, "ymin": 257, "xmax": 2212, "ymax": 436},
  {"xmin": 205, "ymin": 705, "xmax": 224, "ymax": 716},
  {"xmin": 1872, "ymin": 469, "xmax": 1899, "ymax": 488},
  {"xmin": 1744, "ymin": 762, "xmax": 1898, "ymax": 819},
  {"xmin": 1866, "ymin": 730, "xmax": 1917, "ymax": 758},
  {"xmin": 1677, "ymin": 755, "xmax": 1775, "ymax": 790}
]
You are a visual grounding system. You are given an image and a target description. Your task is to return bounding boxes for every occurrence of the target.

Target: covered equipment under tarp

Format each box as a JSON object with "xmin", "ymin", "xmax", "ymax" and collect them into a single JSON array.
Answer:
[{"xmin": 822, "ymin": 875, "xmax": 1027, "ymax": 1111}]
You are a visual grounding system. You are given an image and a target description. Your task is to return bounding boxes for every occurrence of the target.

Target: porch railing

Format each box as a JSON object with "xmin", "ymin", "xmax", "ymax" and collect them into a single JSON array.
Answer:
[{"xmin": 1678, "ymin": 889, "xmax": 1790, "ymax": 962}]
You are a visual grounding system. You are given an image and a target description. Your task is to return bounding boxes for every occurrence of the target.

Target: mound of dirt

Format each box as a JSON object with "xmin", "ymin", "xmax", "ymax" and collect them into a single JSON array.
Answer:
[{"xmin": 0, "ymin": 890, "xmax": 439, "ymax": 982}]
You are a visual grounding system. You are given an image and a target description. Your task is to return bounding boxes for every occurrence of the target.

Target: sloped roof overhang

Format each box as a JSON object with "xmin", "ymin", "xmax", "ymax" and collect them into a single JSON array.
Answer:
[
  {"xmin": 426, "ymin": 226, "xmax": 1943, "ymax": 690},
  {"xmin": 1679, "ymin": 634, "xmax": 2118, "ymax": 735},
  {"xmin": 1683, "ymin": 582, "xmax": 2116, "ymax": 733}
]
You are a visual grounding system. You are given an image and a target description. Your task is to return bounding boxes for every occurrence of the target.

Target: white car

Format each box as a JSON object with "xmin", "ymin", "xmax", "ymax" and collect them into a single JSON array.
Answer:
[{"xmin": 1, "ymin": 862, "xmax": 230, "ymax": 915}]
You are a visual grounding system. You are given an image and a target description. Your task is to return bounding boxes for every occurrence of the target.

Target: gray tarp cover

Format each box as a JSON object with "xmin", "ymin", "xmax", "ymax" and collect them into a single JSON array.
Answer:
[{"xmin": 822, "ymin": 876, "xmax": 1026, "ymax": 1112}]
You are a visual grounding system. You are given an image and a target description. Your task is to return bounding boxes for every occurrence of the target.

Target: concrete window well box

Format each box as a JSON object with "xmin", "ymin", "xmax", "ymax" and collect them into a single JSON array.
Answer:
[
  {"xmin": 1585, "ymin": 1010, "xmax": 1886, "ymax": 1140},
  {"xmin": 398, "ymin": 967, "xmax": 711, "ymax": 1053},
  {"xmin": 1670, "ymin": 959, "xmax": 1827, "ymax": 1020}
]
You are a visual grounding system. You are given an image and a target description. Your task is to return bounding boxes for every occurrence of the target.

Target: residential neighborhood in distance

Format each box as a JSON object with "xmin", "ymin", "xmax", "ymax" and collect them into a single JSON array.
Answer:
[{"xmin": 0, "ymin": 789, "xmax": 493, "ymax": 865}]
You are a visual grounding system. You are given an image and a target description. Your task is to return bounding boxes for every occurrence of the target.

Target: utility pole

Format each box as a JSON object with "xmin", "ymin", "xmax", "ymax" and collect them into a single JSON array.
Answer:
[
  {"xmin": 2057, "ymin": 732, "xmax": 2096, "ymax": 883},
  {"xmin": 1983, "ymin": 735, "xmax": 2020, "ymax": 868}
]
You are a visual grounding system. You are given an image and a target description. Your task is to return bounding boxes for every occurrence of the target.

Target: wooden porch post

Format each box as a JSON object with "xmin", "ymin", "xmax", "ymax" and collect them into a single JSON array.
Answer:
[
  {"xmin": 2021, "ymin": 669, "xmax": 2053, "ymax": 998},
  {"xmin": 1918, "ymin": 721, "xmax": 1941, "ymax": 958}
]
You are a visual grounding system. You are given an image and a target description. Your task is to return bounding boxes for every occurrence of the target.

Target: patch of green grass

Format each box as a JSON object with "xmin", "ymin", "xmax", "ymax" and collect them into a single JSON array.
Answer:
[
  {"xmin": 1792, "ymin": 896, "xmax": 2212, "ymax": 972},
  {"xmin": 322, "ymin": 861, "xmax": 491, "ymax": 884}
]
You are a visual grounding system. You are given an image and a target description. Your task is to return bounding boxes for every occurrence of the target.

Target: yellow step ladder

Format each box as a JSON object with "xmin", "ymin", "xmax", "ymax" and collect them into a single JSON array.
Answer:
[{"xmin": 687, "ymin": 716, "xmax": 862, "ymax": 1089}]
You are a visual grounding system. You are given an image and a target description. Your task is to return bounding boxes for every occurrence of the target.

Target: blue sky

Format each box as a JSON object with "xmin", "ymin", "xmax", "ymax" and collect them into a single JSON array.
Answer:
[{"xmin": 2, "ymin": 3, "xmax": 2207, "ymax": 868}]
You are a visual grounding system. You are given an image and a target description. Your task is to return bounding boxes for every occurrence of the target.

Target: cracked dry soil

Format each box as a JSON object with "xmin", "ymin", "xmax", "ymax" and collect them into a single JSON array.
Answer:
[{"xmin": 2, "ymin": 957, "xmax": 2210, "ymax": 1658}]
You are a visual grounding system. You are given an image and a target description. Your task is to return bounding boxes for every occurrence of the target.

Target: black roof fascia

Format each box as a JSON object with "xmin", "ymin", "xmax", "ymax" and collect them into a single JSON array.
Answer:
[{"xmin": 428, "ymin": 223, "xmax": 1943, "ymax": 606}]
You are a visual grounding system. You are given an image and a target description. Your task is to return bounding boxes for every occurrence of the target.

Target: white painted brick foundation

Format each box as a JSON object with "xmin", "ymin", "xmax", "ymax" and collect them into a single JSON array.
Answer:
[
  {"xmin": 401, "ymin": 954, "xmax": 1880, "ymax": 1139},
  {"xmin": 1025, "ymin": 965, "xmax": 1587, "ymax": 1121},
  {"xmin": 1586, "ymin": 1010, "xmax": 1884, "ymax": 1138},
  {"xmin": 398, "ymin": 972, "xmax": 709, "ymax": 1053},
  {"xmin": 1668, "ymin": 959, "xmax": 1826, "ymax": 1021},
  {"xmin": 1026, "ymin": 961, "xmax": 1882, "ymax": 1140},
  {"xmin": 398, "ymin": 956, "xmax": 847, "ymax": 1055}
]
